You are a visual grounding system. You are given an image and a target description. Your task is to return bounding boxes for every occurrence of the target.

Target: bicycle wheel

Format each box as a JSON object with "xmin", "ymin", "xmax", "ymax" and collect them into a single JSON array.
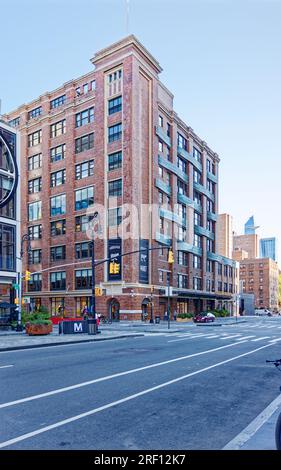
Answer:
[{"xmin": 275, "ymin": 411, "xmax": 281, "ymax": 450}]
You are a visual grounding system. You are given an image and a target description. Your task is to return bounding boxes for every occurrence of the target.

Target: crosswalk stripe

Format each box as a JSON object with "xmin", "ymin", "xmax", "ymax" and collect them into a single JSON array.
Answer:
[
  {"xmin": 269, "ymin": 338, "xmax": 281, "ymax": 344},
  {"xmin": 220, "ymin": 335, "xmax": 242, "ymax": 340},
  {"xmin": 235, "ymin": 335, "xmax": 256, "ymax": 341},
  {"xmin": 251, "ymin": 337, "xmax": 270, "ymax": 342}
]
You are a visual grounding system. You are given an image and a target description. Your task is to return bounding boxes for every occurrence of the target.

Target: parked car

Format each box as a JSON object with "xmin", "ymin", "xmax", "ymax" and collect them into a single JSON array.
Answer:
[
  {"xmin": 255, "ymin": 308, "xmax": 272, "ymax": 316},
  {"xmin": 193, "ymin": 312, "xmax": 215, "ymax": 323}
]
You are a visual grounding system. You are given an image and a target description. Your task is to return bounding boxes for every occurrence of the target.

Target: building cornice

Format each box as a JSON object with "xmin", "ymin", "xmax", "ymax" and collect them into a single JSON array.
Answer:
[
  {"xmin": 172, "ymin": 111, "xmax": 220, "ymax": 162},
  {"xmin": 91, "ymin": 35, "xmax": 163, "ymax": 74}
]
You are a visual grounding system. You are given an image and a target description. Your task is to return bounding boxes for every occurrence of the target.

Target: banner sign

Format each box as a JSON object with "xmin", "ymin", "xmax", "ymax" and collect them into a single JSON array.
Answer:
[{"xmin": 139, "ymin": 239, "xmax": 149, "ymax": 284}]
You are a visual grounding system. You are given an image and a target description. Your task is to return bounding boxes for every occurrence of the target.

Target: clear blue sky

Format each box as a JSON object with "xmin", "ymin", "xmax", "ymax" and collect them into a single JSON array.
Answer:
[{"xmin": 1, "ymin": 0, "xmax": 280, "ymax": 262}]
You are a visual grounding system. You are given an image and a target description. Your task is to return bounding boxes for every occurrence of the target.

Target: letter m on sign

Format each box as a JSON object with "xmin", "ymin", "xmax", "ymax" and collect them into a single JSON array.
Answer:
[{"xmin": 74, "ymin": 322, "xmax": 83, "ymax": 333}]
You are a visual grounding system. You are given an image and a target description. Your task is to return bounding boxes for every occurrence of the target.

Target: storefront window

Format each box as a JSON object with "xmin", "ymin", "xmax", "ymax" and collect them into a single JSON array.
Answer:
[
  {"xmin": 75, "ymin": 297, "xmax": 91, "ymax": 317},
  {"xmin": 50, "ymin": 297, "xmax": 65, "ymax": 317}
]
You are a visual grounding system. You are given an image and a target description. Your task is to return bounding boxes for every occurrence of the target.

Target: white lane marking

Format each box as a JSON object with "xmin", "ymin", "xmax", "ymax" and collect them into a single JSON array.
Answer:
[
  {"xmin": 251, "ymin": 337, "xmax": 271, "ymax": 342},
  {"xmin": 0, "ymin": 342, "xmax": 273, "ymax": 450},
  {"xmin": 223, "ymin": 393, "xmax": 281, "ymax": 450},
  {"xmin": 0, "ymin": 341, "xmax": 247, "ymax": 410},
  {"xmin": 175, "ymin": 333, "xmax": 194, "ymax": 338},
  {"xmin": 235, "ymin": 336, "xmax": 256, "ymax": 341},
  {"xmin": 168, "ymin": 334, "xmax": 209, "ymax": 343},
  {"xmin": 202, "ymin": 335, "xmax": 220, "ymax": 338},
  {"xmin": 201, "ymin": 335, "xmax": 220, "ymax": 339},
  {"xmin": 220, "ymin": 335, "xmax": 242, "ymax": 340},
  {"xmin": 269, "ymin": 338, "xmax": 281, "ymax": 344},
  {"xmin": 277, "ymin": 327, "xmax": 281, "ymax": 329},
  {"xmin": 0, "ymin": 365, "xmax": 13, "ymax": 369}
]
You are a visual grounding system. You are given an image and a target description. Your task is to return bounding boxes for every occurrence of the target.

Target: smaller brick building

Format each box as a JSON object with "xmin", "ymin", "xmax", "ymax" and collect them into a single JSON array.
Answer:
[{"xmin": 239, "ymin": 257, "xmax": 279, "ymax": 310}]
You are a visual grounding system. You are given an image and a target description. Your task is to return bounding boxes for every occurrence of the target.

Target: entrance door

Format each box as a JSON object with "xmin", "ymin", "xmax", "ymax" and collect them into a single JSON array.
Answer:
[
  {"xmin": 141, "ymin": 299, "xmax": 150, "ymax": 321},
  {"xmin": 108, "ymin": 299, "xmax": 120, "ymax": 322}
]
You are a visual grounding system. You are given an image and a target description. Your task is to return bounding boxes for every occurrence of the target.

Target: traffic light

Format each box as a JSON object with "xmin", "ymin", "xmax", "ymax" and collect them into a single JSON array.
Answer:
[
  {"xmin": 168, "ymin": 248, "xmax": 174, "ymax": 264},
  {"xmin": 25, "ymin": 270, "xmax": 31, "ymax": 281},
  {"xmin": 14, "ymin": 298, "xmax": 19, "ymax": 305},
  {"xmin": 109, "ymin": 261, "xmax": 120, "ymax": 274}
]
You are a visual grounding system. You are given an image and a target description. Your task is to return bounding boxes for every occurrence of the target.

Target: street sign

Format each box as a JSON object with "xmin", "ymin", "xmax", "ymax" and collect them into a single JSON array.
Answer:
[
  {"xmin": 95, "ymin": 287, "xmax": 102, "ymax": 297},
  {"xmin": 23, "ymin": 297, "xmax": 31, "ymax": 304},
  {"xmin": 12, "ymin": 283, "xmax": 19, "ymax": 290}
]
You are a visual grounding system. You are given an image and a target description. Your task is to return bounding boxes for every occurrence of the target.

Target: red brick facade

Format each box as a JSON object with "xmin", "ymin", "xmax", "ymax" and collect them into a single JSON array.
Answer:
[{"xmin": 4, "ymin": 35, "xmax": 237, "ymax": 321}]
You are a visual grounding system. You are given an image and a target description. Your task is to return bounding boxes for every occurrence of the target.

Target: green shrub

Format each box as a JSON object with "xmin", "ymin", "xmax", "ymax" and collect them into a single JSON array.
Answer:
[
  {"xmin": 211, "ymin": 308, "xmax": 230, "ymax": 317},
  {"xmin": 24, "ymin": 307, "xmax": 51, "ymax": 326},
  {"xmin": 177, "ymin": 313, "xmax": 193, "ymax": 319}
]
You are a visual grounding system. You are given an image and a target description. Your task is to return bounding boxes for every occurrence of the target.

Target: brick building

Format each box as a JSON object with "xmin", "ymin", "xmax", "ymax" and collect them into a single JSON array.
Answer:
[
  {"xmin": 233, "ymin": 234, "xmax": 259, "ymax": 259},
  {"xmin": 4, "ymin": 35, "xmax": 237, "ymax": 320},
  {"xmin": 217, "ymin": 213, "xmax": 233, "ymax": 259},
  {"xmin": 239, "ymin": 258, "xmax": 279, "ymax": 310}
]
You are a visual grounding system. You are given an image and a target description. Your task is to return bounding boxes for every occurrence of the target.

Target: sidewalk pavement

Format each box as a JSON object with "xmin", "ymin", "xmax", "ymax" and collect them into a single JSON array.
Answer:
[
  {"xmin": 0, "ymin": 326, "xmax": 145, "ymax": 352},
  {"xmin": 224, "ymin": 407, "xmax": 279, "ymax": 451},
  {"xmin": 0, "ymin": 318, "xmax": 247, "ymax": 351},
  {"xmin": 238, "ymin": 411, "xmax": 277, "ymax": 450}
]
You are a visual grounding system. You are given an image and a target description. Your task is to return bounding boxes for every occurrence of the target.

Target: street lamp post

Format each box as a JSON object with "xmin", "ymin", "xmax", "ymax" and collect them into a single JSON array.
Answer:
[
  {"xmin": 167, "ymin": 273, "xmax": 171, "ymax": 330},
  {"xmin": 150, "ymin": 286, "xmax": 154, "ymax": 323},
  {"xmin": 167, "ymin": 248, "xmax": 174, "ymax": 330},
  {"xmin": 17, "ymin": 234, "xmax": 31, "ymax": 331},
  {"xmin": 88, "ymin": 212, "xmax": 99, "ymax": 335}
]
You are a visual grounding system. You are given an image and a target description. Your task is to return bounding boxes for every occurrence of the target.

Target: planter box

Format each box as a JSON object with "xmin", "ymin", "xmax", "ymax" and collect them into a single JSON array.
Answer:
[
  {"xmin": 176, "ymin": 318, "xmax": 193, "ymax": 322},
  {"xmin": 26, "ymin": 323, "xmax": 53, "ymax": 336}
]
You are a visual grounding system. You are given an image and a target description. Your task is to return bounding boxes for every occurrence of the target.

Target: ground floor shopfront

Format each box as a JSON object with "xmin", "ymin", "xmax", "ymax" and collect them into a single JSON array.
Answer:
[
  {"xmin": 27, "ymin": 288, "xmax": 235, "ymax": 322},
  {"xmin": 0, "ymin": 278, "xmax": 17, "ymax": 322}
]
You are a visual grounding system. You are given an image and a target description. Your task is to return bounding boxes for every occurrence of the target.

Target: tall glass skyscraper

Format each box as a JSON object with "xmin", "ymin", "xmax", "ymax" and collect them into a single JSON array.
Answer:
[
  {"xmin": 260, "ymin": 238, "xmax": 277, "ymax": 261},
  {"xmin": 244, "ymin": 216, "xmax": 259, "ymax": 235}
]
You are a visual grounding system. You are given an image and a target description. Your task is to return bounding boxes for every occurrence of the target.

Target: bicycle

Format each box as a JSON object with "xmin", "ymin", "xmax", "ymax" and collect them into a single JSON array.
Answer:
[{"xmin": 266, "ymin": 358, "xmax": 281, "ymax": 450}]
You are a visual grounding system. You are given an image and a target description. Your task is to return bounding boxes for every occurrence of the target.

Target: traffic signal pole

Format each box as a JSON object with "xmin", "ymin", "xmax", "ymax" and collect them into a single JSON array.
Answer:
[
  {"xmin": 16, "ymin": 234, "xmax": 31, "ymax": 332},
  {"xmin": 16, "ymin": 268, "xmax": 23, "ymax": 331},
  {"xmin": 91, "ymin": 240, "xmax": 96, "ymax": 320}
]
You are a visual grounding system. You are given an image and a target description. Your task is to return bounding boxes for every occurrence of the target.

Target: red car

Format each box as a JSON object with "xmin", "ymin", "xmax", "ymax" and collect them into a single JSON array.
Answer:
[{"xmin": 193, "ymin": 312, "xmax": 216, "ymax": 323}]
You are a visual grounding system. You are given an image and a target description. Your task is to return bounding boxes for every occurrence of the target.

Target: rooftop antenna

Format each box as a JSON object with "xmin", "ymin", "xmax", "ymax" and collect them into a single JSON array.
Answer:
[{"xmin": 125, "ymin": 0, "xmax": 130, "ymax": 34}]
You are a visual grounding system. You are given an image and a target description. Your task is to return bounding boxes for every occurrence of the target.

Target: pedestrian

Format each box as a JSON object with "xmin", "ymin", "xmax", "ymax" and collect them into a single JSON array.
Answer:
[
  {"xmin": 173, "ymin": 309, "xmax": 177, "ymax": 321},
  {"xmin": 82, "ymin": 305, "xmax": 89, "ymax": 320}
]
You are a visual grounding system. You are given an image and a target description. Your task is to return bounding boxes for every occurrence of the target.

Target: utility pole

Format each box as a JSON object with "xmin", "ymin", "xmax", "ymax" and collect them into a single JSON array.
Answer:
[
  {"xmin": 17, "ymin": 234, "xmax": 31, "ymax": 331},
  {"xmin": 88, "ymin": 211, "xmax": 99, "ymax": 335},
  {"xmin": 150, "ymin": 286, "xmax": 154, "ymax": 323},
  {"xmin": 167, "ymin": 248, "xmax": 174, "ymax": 330}
]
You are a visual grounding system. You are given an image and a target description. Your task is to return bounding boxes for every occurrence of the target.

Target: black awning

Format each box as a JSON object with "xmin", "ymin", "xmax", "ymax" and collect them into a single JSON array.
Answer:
[
  {"xmin": 0, "ymin": 302, "xmax": 16, "ymax": 309},
  {"xmin": 162, "ymin": 291, "xmax": 233, "ymax": 301}
]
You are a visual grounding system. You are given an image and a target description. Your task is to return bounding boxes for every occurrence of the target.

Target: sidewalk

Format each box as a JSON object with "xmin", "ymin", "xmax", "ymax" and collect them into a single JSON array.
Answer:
[
  {"xmin": 224, "ymin": 409, "xmax": 279, "ymax": 451},
  {"xmin": 0, "ymin": 326, "xmax": 145, "ymax": 352}
]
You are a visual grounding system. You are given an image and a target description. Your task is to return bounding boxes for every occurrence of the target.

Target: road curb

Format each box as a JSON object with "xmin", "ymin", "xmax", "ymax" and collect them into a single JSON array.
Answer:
[{"xmin": 0, "ymin": 334, "xmax": 144, "ymax": 352}]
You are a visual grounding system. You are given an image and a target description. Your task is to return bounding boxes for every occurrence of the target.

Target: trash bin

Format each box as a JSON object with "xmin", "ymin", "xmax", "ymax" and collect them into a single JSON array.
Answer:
[
  {"xmin": 155, "ymin": 316, "xmax": 160, "ymax": 324},
  {"xmin": 88, "ymin": 319, "xmax": 97, "ymax": 335}
]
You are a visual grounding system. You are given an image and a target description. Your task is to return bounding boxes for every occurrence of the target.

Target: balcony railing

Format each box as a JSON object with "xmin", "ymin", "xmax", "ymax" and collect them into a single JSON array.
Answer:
[
  {"xmin": 177, "ymin": 193, "xmax": 194, "ymax": 208},
  {"xmin": 194, "ymin": 182, "xmax": 215, "ymax": 202},
  {"xmin": 207, "ymin": 171, "xmax": 218, "ymax": 183},
  {"xmin": 155, "ymin": 178, "xmax": 172, "ymax": 196},
  {"xmin": 159, "ymin": 208, "xmax": 186, "ymax": 227},
  {"xmin": 177, "ymin": 241, "xmax": 203, "ymax": 256},
  {"xmin": 207, "ymin": 211, "xmax": 218, "ymax": 222},
  {"xmin": 177, "ymin": 146, "xmax": 202, "ymax": 171},
  {"xmin": 194, "ymin": 225, "xmax": 215, "ymax": 240},
  {"xmin": 158, "ymin": 155, "xmax": 188, "ymax": 183},
  {"xmin": 156, "ymin": 232, "xmax": 172, "ymax": 246},
  {"xmin": 155, "ymin": 126, "xmax": 171, "ymax": 148}
]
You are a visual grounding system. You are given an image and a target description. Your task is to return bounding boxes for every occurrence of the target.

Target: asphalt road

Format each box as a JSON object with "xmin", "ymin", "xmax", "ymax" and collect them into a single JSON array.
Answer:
[{"xmin": 1, "ymin": 317, "xmax": 281, "ymax": 450}]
